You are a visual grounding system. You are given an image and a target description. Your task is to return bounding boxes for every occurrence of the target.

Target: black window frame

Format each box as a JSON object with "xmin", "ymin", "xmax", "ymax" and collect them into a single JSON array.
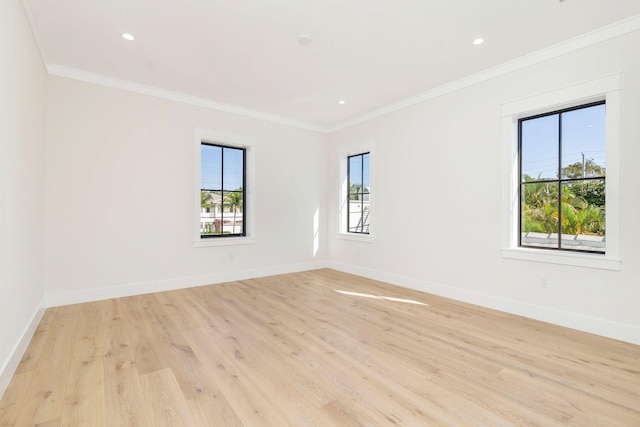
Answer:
[
  {"xmin": 200, "ymin": 142, "xmax": 246, "ymax": 238},
  {"xmin": 347, "ymin": 152, "xmax": 370, "ymax": 234},
  {"xmin": 518, "ymin": 100, "xmax": 606, "ymax": 254}
]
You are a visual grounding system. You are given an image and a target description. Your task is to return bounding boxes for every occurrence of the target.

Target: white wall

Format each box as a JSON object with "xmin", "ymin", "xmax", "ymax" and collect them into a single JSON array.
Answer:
[
  {"xmin": 42, "ymin": 29, "xmax": 640, "ymax": 344},
  {"xmin": 45, "ymin": 76, "xmax": 327, "ymax": 303},
  {"xmin": 0, "ymin": 0, "xmax": 47, "ymax": 394},
  {"xmin": 328, "ymin": 30, "xmax": 640, "ymax": 344}
]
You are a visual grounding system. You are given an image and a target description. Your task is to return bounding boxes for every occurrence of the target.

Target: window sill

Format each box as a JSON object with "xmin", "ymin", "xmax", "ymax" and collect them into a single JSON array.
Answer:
[
  {"xmin": 501, "ymin": 248, "xmax": 620, "ymax": 271},
  {"xmin": 194, "ymin": 237, "xmax": 256, "ymax": 248},
  {"xmin": 337, "ymin": 233, "xmax": 376, "ymax": 243}
]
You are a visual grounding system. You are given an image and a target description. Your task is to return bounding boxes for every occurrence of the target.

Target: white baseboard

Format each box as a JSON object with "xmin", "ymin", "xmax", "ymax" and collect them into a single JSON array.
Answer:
[
  {"xmin": 0, "ymin": 298, "xmax": 46, "ymax": 399},
  {"xmin": 46, "ymin": 261, "xmax": 328, "ymax": 307},
  {"xmin": 327, "ymin": 261, "xmax": 640, "ymax": 346}
]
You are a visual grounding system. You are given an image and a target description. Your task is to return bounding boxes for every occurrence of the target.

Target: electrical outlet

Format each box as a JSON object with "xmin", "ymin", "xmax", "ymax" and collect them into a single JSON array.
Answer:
[{"xmin": 541, "ymin": 277, "xmax": 549, "ymax": 289}]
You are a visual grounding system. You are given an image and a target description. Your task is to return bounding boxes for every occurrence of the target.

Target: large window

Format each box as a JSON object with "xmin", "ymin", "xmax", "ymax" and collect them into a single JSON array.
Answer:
[
  {"xmin": 502, "ymin": 75, "xmax": 620, "ymax": 269},
  {"xmin": 519, "ymin": 102, "xmax": 605, "ymax": 253},
  {"xmin": 347, "ymin": 152, "xmax": 371, "ymax": 234},
  {"xmin": 200, "ymin": 143, "xmax": 246, "ymax": 238}
]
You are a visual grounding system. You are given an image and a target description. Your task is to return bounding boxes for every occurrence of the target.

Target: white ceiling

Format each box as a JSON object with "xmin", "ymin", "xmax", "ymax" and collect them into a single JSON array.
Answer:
[{"xmin": 24, "ymin": 0, "xmax": 640, "ymax": 131}]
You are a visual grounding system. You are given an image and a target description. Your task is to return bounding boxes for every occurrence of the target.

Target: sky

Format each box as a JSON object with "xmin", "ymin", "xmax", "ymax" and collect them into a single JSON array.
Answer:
[
  {"xmin": 520, "ymin": 103, "xmax": 605, "ymax": 180},
  {"xmin": 349, "ymin": 152, "xmax": 370, "ymax": 189}
]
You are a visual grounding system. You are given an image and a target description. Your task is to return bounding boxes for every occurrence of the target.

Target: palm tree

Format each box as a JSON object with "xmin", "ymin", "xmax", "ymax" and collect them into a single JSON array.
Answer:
[
  {"xmin": 224, "ymin": 188, "xmax": 243, "ymax": 233},
  {"xmin": 201, "ymin": 189, "xmax": 213, "ymax": 208},
  {"xmin": 200, "ymin": 190, "xmax": 215, "ymax": 233},
  {"xmin": 522, "ymin": 180, "xmax": 558, "ymax": 234},
  {"xmin": 523, "ymin": 200, "xmax": 558, "ymax": 234},
  {"xmin": 562, "ymin": 202, "xmax": 604, "ymax": 236}
]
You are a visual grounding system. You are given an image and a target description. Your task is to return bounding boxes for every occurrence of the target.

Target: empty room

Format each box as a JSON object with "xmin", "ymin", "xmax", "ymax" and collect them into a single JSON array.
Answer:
[{"xmin": 2, "ymin": 0, "xmax": 640, "ymax": 425}]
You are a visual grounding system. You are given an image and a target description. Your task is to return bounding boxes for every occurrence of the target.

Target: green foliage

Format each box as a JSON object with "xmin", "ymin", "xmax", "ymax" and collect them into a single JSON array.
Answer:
[
  {"xmin": 560, "ymin": 160, "xmax": 606, "ymax": 210},
  {"xmin": 522, "ymin": 178, "xmax": 605, "ymax": 237},
  {"xmin": 562, "ymin": 159, "xmax": 605, "ymax": 179},
  {"xmin": 523, "ymin": 200, "xmax": 558, "ymax": 234},
  {"xmin": 201, "ymin": 190, "xmax": 213, "ymax": 208},
  {"xmin": 570, "ymin": 181, "xmax": 605, "ymax": 207},
  {"xmin": 561, "ymin": 203, "xmax": 605, "ymax": 236},
  {"xmin": 224, "ymin": 188, "xmax": 243, "ymax": 213}
]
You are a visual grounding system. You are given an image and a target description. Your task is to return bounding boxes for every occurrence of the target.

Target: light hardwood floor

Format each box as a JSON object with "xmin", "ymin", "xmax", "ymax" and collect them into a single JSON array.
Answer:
[{"xmin": 1, "ymin": 269, "xmax": 639, "ymax": 426}]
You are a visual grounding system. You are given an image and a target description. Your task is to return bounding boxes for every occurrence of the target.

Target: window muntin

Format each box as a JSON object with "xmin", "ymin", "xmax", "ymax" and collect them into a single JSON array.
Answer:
[
  {"xmin": 200, "ymin": 143, "xmax": 246, "ymax": 238},
  {"xmin": 347, "ymin": 152, "xmax": 370, "ymax": 234},
  {"xmin": 519, "ymin": 101, "xmax": 605, "ymax": 253}
]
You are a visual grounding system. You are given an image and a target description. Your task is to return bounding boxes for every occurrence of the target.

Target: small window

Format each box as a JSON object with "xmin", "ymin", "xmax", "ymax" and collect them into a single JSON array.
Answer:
[
  {"xmin": 338, "ymin": 142, "xmax": 374, "ymax": 240},
  {"xmin": 200, "ymin": 143, "xmax": 246, "ymax": 238},
  {"xmin": 347, "ymin": 152, "xmax": 371, "ymax": 234},
  {"xmin": 519, "ymin": 102, "xmax": 605, "ymax": 253}
]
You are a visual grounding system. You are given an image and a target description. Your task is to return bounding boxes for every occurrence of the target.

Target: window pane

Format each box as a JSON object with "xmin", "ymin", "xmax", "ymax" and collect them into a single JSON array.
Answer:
[
  {"xmin": 560, "ymin": 180, "xmax": 605, "ymax": 253},
  {"xmin": 362, "ymin": 153, "xmax": 370, "ymax": 189},
  {"xmin": 348, "ymin": 200, "xmax": 363, "ymax": 233},
  {"xmin": 521, "ymin": 181, "xmax": 559, "ymax": 249},
  {"xmin": 201, "ymin": 190, "xmax": 222, "ymax": 236},
  {"xmin": 349, "ymin": 155, "xmax": 363, "ymax": 189},
  {"xmin": 221, "ymin": 190, "xmax": 243, "ymax": 234},
  {"xmin": 224, "ymin": 191, "xmax": 243, "ymax": 214},
  {"xmin": 361, "ymin": 153, "xmax": 371, "ymax": 233},
  {"xmin": 223, "ymin": 147, "xmax": 244, "ymax": 191},
  {"xmin": 201, "ymin": 145, "xmax": 222, "ymax": 190},
  {"xmin": 521, "ymin": 114, "xmax": 559, "ymax": 181},
  {"xmin": 561, "ymin": 104, "xmax": 606, "ymax": 179},
  {"xmin": 361, "ymin": 201, "xmax": 370, "ymax": 233}
]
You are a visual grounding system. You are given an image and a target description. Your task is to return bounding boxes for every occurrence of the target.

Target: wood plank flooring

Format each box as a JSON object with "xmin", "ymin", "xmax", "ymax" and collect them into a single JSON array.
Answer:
[{"xmin": 1, "ymin": 269, "xmax": 639, "ymax": 426}]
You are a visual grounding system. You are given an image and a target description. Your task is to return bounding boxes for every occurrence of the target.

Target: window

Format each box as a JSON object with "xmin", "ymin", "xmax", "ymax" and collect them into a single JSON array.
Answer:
[
  {"xmin": 519, "ymin": 102, "xmax": 605, "ymax": 253},
  {"xmin": 200, "ymin": 143, "xmax": 246, "ymax": 238},
  {"xmin": 347, "ymin": 152, "xmax": 371, "ymax": 234},
  {"xmin": 501, "ymin": 74, "xmax": 620, "ymax": 270},
  {"xmin": 194, "ymin": 128, "xmax": 255, "ymax": 247},
  {"xmin": 338, "ymin": 141, "xmax": 375, "ymax": 241}
]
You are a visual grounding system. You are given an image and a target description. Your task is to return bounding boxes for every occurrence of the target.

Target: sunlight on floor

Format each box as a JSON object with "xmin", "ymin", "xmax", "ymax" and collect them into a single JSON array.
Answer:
[{"xmin": 334, "ymin": 289, "xmax": 429, "ymax": 306}]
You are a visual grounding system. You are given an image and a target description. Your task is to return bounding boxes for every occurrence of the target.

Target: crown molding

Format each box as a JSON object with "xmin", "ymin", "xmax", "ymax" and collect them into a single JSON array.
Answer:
[
  {"xmin": 327, "ymin": 13, "xmax": 640, "ymax": 133},
  {"xmin": 46, "ymin": 64, "xmax": 328, "ymax": 133},
  {"xmin": 39, "ymin": 13, "xmax": 640, "ymax": 135}
]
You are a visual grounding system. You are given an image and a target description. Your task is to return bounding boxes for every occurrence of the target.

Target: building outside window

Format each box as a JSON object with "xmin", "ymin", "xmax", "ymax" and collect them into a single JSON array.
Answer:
[
  {"xmin": 200, "ymin": 143, "xmax": 246, "ymax": 237},
  {"xmin": 519, "ymin": 101, "xmax": 605, "ymax": 253}
]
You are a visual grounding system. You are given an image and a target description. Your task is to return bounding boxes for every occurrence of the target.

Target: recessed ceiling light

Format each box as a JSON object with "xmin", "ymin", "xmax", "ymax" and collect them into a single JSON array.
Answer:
[
  {"xmin": 122, "ymin": 33, "xmax": 135, "ymax": 41},
  {"xmin": 297, "ymin": 35, "xmax": 312, "ymax": 46},
  {"xmin": 472, "ymin": 38, "xmax": 484, "ymax": 45},
  {"xmin": 338, "ymin": 100, "xmax": 346, "ymax": 105}
]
